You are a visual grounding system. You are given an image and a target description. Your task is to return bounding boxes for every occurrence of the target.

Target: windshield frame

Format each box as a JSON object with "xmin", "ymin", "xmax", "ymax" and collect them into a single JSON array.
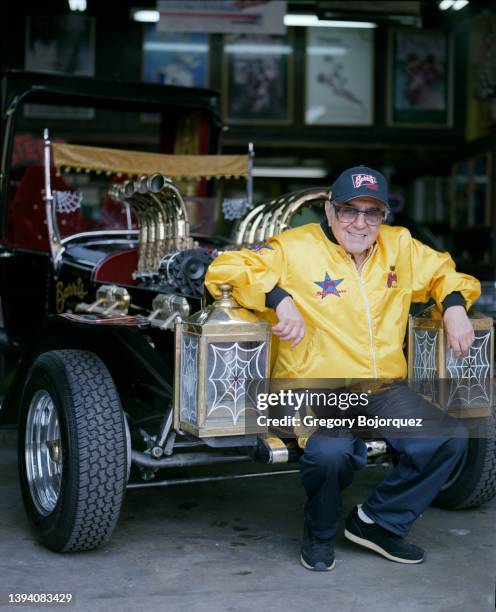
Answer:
[{"xmin": 0, "ymin": 69, "xmax": 221, "ymax": 242}]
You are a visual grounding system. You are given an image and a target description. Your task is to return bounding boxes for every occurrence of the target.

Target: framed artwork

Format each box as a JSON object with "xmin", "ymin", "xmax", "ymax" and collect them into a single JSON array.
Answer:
[
  {"xmin": 305, "ymin": 27, "xmax": 374, "ymax": 126},
  {"xmin": 142, "ymin": 27, "xmax": 209, "ymax": 123},
  {"xmin": 24, "ymin": 15, "xmax": 95, "ymax": 119},
  {"xmin": 142, "ymin": 27, "xmax": 209, "ymax": 88},
  {"xmin": 156, "ymin": 0, "xmax": 286, "ymax": 35},
  {"xmin": 473, "ymin": 14, "xmax": 496, "ymax": 99},
  {"xmin": 387, "ymin": 29, "xmax": 453, "ymax": 127},
  {"xmin": 222, "ymin": 33, "xmax": 292, "ymax": 125}
]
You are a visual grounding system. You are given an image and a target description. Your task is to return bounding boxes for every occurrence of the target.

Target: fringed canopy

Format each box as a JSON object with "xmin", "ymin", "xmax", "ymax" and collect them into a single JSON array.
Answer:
[{"xmin": 52, "ymin": 143, "xmax": 249, "ymax": 180}]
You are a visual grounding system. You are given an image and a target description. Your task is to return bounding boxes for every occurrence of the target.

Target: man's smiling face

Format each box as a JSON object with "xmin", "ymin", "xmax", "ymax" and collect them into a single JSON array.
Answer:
[{"xmin": 325, "ymin": 196, "xmax": 385, "ymax": 260}]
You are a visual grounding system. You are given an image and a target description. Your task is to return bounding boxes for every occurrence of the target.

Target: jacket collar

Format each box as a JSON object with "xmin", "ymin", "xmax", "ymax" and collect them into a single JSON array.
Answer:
[{"xmin": 320, "ymin": 220, "xmax": 338, "ymax": 244}]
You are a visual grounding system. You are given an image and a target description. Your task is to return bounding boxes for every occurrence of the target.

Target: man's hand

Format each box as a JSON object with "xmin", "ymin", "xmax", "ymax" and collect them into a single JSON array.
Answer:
[
  {"xmin": 272, "ymin": 296, "xmax": 305, "ymax": 348},
  {"xmin": 443, "ymin": 305, "xmax": 475, "ymax": 358}
]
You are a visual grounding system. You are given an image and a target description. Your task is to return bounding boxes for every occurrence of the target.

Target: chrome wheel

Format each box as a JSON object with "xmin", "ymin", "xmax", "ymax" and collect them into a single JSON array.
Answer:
[{"xmin": 25, "ymin": 390, "xmax": 63, "ymax": 516}]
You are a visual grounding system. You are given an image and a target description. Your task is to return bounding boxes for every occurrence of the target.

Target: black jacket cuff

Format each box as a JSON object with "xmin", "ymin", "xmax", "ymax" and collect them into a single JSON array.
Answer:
[
  {"xmin": 442, "ymin": 291, "xmax": 466, "ymax": 311},
  {"xmin": 266, "ymin": 286, "xmax": 291, "ymax": 309}
]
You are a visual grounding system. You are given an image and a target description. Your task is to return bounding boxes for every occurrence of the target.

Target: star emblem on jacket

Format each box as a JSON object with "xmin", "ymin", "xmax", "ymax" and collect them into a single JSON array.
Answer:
[{"xmin": 314, "ymin": 272, "xmax": 345, "ymax": 299}]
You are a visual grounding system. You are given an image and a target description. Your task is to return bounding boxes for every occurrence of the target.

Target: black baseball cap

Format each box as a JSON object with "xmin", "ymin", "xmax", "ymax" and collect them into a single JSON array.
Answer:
[{"xmin": 329, "ymin": 165, "xmax": 389, "ymax": 207}]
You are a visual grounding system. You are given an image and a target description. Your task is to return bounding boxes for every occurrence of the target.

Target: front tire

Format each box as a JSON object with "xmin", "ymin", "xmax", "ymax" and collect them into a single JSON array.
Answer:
[{"xmin": 18, "ymin": 350, "xmax": 127, "ymax": 552}]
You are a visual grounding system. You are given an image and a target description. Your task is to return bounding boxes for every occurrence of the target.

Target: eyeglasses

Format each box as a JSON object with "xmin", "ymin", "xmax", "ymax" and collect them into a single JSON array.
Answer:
[{"xmin": 332, "ymin": 203, "xmax": 386, "ymax": 226}]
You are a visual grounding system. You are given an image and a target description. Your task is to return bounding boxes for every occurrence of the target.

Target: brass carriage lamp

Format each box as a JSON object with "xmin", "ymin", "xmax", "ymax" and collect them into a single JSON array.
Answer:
[
  {"xmin": 174, "ymin": 284, "xmax": 271, "ymax": 437},
  {"xmin": 408, "ymin": 307, "xmax": 494, "ymax": 415}
]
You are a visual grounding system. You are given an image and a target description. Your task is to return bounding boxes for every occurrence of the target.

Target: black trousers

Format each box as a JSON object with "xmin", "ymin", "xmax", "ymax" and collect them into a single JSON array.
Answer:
[{"xmin": 299, "ymin": 385, "xmax": 468, "ymax": 539}]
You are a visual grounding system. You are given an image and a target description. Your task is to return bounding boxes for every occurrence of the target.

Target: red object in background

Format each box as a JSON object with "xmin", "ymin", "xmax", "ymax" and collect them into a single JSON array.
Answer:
[
  {"xmin": 159, "ymin": 111, "xmax": 212, "ymax": 197},
  {"xmin": 7, "ymin": 165, "xmax": 84, "ymax": 250},
  {"xmin": 92, "ymin": 248, "xmax": 139, "ymax": 286},
  {"xmin": 12, "ymin": 134, "xmax": 64, "ymax": 168}
]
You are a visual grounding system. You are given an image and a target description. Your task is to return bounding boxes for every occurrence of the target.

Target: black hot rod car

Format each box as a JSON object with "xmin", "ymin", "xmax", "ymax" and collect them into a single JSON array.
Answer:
[{"xmin": 0, "ymin": 71, "xmax": 494, "ymax": 553}]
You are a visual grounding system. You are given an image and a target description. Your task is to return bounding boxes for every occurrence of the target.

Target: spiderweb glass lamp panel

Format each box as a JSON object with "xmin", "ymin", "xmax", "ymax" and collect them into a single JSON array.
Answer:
[
  {"xmin": 410, "ymin": 311, "xmax": 494, "ymax": 413},
  {"xmin": 205, "ymin": 340, "xmax": 268, "ymax": 433},
  {"xmin": 445, "ymin": 328, "xmax": 493, "ymax": 410},
  {"xmin": 412, "ymin": 328, "xmax": 439, "ymax": 400},
  {"xmin": 179, "ymin": 332, "xmax": 199, "ymax": 426}
]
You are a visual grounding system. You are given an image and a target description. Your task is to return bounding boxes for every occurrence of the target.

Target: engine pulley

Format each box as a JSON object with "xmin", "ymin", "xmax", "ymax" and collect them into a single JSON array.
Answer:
[{"xmin": 159, "ymin": 248, "xmax": 213, "ymax": 297}]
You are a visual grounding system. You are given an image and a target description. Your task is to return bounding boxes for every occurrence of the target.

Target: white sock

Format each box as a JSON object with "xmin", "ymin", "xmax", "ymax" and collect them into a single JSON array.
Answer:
[{"xmin": 358, "ymin": 504, "xmax": 375, "ymax": 524}]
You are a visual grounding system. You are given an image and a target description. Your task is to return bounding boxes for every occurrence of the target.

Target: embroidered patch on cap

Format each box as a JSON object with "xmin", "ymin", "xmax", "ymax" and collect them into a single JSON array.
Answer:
[{"xmin": 351, "ymin": 173, "xmax": 379, "ymax": 191}]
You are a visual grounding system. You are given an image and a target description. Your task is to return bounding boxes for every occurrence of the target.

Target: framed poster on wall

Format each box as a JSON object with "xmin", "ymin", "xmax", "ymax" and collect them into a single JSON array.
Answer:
[
  {"xmin": 142, "ymin": 27, "xmax": 209, "ymax": 123},
  {"xmin": 222, "ymin": 33, "xmax": 292, "ymax": 125},
  {"xmin": 387, "ymin": 29, "xmax": 453, "ymax": 127},
  {"xmin": 24, "ymin": 15, "xmax": 95, "ymax": 119},
  {"xmin": 142, "ymin": 27, "xmax": 209, "ymax": 88},
  {"xmin": 305, "ymin": 27, "xmax": 374, "ymax": 126}
]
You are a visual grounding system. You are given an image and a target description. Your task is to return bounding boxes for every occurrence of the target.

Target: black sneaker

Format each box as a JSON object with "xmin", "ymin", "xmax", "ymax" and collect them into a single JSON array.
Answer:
[
  {"xmin": 344, "ymin": 506, "xmax": 425, "ymax": 564},
  {"xmin": 300, "ymin": 524, "xmax": 336, "ymax": 571}
]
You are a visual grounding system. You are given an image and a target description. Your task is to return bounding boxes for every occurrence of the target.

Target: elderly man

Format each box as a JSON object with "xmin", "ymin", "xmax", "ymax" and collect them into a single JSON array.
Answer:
[{"xmin": 205, "ymin": 165, "xmax": 480, "ymax": 571}]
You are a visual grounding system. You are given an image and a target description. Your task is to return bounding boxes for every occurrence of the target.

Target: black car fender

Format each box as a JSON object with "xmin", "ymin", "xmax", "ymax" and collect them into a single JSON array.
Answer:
[{"xmin": 0, "ymin": 314, "xmax": 173, "ymax": 425}]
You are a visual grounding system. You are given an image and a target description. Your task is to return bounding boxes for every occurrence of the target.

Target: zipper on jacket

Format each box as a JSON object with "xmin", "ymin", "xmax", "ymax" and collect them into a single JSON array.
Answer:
[{"xmin": 346, "ymin": 251, "xmax": 378, "ymax": 379}]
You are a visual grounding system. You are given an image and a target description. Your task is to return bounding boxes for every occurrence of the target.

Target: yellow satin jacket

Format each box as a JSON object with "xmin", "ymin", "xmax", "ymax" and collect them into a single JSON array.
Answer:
[{"xmin": 205, "ymin": 222, "xmax": 480, "ymax": 380}]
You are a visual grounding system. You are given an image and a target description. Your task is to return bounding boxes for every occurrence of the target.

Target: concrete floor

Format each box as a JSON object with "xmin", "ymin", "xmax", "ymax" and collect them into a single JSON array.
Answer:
[{"xmin": 1, "ymin": 428, "xmax": 495, "ymax": 612}]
